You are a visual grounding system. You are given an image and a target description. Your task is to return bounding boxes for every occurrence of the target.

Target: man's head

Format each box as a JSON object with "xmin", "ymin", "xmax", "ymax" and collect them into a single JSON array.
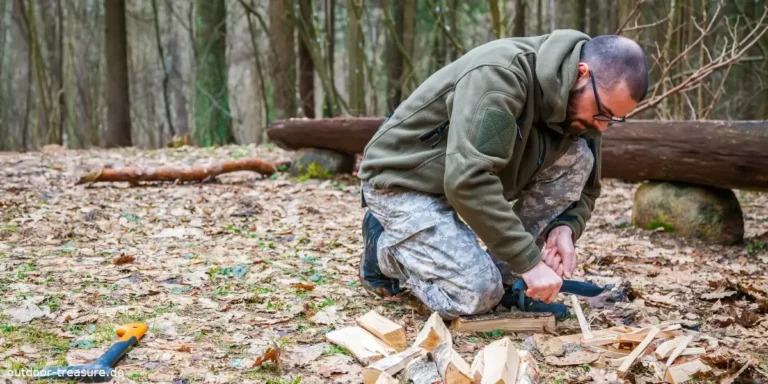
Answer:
[{"xmin": 563, "ymin": 35, "xmax": 648, "ymax": 135}]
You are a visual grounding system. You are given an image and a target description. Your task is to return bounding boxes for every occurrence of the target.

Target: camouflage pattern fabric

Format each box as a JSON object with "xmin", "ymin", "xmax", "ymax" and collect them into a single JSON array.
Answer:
[{"xmin": 360, "ymin": 138, "xmax": 594, "ymax": 319}]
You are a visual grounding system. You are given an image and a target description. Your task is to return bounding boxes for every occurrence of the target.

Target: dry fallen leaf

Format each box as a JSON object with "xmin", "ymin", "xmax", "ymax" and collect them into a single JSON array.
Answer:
[
  {"xmin": 291, "ymin": 282, "xmax": 316, "ymax": 291},
  {"xmin": 253, "ymin": 346, "xmax": 280, "ymax": 368},
  {"xmin": 112, "ymin": 254, "xmax": 136, "ymax": 265},
  {"xmin": 177, "ymin": 345, "xmax": 192, "ymax": 353}
]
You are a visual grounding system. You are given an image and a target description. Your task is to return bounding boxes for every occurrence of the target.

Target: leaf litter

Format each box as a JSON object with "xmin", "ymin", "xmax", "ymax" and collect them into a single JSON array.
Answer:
[{"xmin": 0, "ymin": 144, "xmax": 767, "ymax": 382}]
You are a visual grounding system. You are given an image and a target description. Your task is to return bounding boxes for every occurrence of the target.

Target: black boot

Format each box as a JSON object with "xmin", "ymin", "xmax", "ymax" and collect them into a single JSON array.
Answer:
[{"xmin": 359, "ymin": 210, "xmax": 401, "ymax": 296}]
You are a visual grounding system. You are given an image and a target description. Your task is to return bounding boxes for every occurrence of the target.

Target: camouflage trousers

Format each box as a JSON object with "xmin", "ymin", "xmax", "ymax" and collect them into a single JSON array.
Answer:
[{"xmin": 360, "ymin": 138, "xmax": 594, "ymax": 320}]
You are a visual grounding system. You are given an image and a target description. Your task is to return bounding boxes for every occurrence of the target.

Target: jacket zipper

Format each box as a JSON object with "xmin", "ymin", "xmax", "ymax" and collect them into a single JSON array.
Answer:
[{"xmin": 418, "ymin": 121, "xmax": 449, "ymax": 148}]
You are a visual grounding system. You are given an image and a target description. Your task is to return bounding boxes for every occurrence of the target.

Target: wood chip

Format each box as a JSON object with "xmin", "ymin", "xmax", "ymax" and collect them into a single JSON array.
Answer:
[
  {"xmin": 665, "ymin": 335, "xmax": 693, "ymax": 367},
  {"xmin": 664, "ymin": 359, "xmax": 711, "ymax": 384}
]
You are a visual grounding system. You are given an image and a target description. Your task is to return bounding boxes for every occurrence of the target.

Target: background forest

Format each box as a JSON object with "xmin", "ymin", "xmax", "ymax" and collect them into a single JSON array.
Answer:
[{"xmin": 0, "ymin": 0, "xmax": 766, "ymax": 151}]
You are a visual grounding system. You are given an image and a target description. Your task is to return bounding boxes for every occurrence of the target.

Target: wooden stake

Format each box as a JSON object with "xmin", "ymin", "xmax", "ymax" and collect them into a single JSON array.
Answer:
[
  {"xmin": 356, "ymin": 310, "xmax": 408, "ymax": 352},
  {"xmin": 571, "ymin": 295, "xmax": 594, "ymax": 339},
  {"xmin": 413, "ymin": 312, "xmax": 452, "ymax": 352},
  {"xmin": 326, "ymin": 326, "xmax": 395, "ymax": 365},
  {"xmin": 450, "ymin": 311, "xmax": 555, "ymax": 333},
  {"xmin": 617, "ymin": 326, "xmax": 660, "ymax": 378},
  {"xmin": 431, "ymin": 342, "xmax": 473, "ymax": 384},
  {"xmin": 664, "ymin": 359, "xmax": 711, "ymax": 384},
  {"xmin": 362, "ymin": 347, "xmax": 424, "ymax": 384},
  {"xmin": 665, "ymin": 335, "xmax": 693, "ymax": 367},
  {"xmin": 469, "ymin": 337, "xmax": 520, "ymax": 384}
]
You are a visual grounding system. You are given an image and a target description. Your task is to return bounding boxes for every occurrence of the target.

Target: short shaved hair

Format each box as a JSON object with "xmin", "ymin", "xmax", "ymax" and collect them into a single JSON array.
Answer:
[{"xmin": 581, "ymin": 35, "xmax": 649, "ymax": 102}]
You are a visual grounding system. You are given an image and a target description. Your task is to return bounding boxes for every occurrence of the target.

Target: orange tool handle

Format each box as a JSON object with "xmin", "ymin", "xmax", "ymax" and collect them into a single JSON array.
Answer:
[{"xmin": 116, "ymin": 323, "xmax": 148, "ymax": 342}]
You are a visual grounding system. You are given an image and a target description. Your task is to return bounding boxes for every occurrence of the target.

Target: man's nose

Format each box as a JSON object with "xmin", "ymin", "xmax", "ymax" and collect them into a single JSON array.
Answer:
[{"xmin": 597, "ymin": 121, "xmax": 610, "ymax": 132}]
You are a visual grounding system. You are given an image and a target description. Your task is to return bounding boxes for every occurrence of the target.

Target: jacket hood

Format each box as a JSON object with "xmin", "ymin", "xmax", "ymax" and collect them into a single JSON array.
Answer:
[{"xmin": 535, "ymin": 30, "xmax": 591, "ymax": 133}]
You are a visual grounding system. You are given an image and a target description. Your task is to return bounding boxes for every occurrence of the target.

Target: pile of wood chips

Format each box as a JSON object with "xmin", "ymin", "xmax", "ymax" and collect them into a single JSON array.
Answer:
[
  {"xmin": 326, "ymin": 310, "xmax": 539, "ymax": 384},
  {"xmin": 325, "ymin": 296, "xmax": 742, "ymax": 383}
]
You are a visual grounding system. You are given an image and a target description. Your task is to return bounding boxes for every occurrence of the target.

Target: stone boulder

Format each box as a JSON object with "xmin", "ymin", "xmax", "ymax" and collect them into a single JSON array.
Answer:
[
  {"xmin": 632, "ymin": 181, "xmax": 744, "ymax": 245},
  {"xmin": 290, "ymin": 148, "xmax": 354, "ymax": 179}
]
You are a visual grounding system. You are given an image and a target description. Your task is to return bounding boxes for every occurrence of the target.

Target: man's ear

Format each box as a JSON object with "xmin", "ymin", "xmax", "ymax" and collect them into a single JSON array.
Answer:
[{"xmin": 572, "ymin": 63, "xmax": 590, "ymax": 90}]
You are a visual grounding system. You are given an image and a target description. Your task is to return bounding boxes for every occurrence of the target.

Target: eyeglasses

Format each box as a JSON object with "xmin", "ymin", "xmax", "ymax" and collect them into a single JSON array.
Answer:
[{"xmin": 589, "ymin": 70, "xmax": 626, "ymax": 123}]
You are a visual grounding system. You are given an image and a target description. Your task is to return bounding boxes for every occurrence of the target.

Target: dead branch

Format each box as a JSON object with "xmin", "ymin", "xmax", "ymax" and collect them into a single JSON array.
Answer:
[
  {"xmin": 628, "ymin": 5, "xmax": 768, "ymax": 117},
  {"xmin": 621, "ymin": 16, "xmax": 671, "ymax": 33},
  {"xmin": 615, "ymin": 0, "xmax": 645, "ymax": 35},
  {"xmin": 424, "ymin": 0, "xmax": 465, "ymax": 54},
  {"xmin": 77, "ymin": 158, "xmax": 278, "ymax": 185}
]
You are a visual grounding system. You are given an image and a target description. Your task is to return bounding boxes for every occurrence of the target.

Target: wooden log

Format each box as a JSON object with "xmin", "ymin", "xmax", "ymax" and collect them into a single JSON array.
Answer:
[
  {"xmin": 77, "ymin": 157, "xmax": 277, "ymax": 185},
  {"xmin": 431, "ymin": 342, "xmax": 473, "ymax": 384},
  {"xmin": 326, "ymin": 326, "xmax": 395, "ymax": 365},
  {"xmin": 664, "ymin": 359, "xmax": 711, "ymax": 384},
  {"xmin": 413, "ymin": 312, "xmax": 452, "ymax": 352},
  {"xmin": 517, "ymin": 350, "xmax": 540, "ymax": 384},
  {"xmin": 356, "ymin": 310, "xmax": 408, "ymax": 352},
  {"xmin": 362, "ymin": 347, "xmax": 425, "ymax": 384},
  {"xmin": 617, "ymin": 327, "xmax": 660, "ymax": 378},
  {"xmin": 450, "ymin": 311, "xmax": 555, "ymax": 333},
  {"xmin": 266, "ymin": 117, "xmax": 385, "ymax": 155},
  {"xmin": 402, "ymin": 355, "xmax": 442, "ymax": 384},
  {"xmin": 266, "ymin": 119, "xmax": 768, "ymax": 191}
]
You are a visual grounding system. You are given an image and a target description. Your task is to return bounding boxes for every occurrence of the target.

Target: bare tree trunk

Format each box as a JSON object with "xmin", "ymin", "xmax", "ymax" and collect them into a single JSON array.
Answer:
[
  {"xmin": 347, "ymin": 0, "xmax": 365, "ymax": 116},
  {"xmin": 243, "ymin": 0, "xmax": 269, "ymax": 138},
  {"xmin": 446, "ymin": 0, "xmax": 458, "ymax": 61},
  {"xmin": 549, "ymin": 0, "xmax": 555, "ymax": 30},
  {"xmin": 384, "ymin": 0, "xmax": 404, "ymax": 113},
  {"xmin": 588, "ymin": 0, "xmax": 599, "ymax": 36},
  {"xmin": 167, "ymin": 29, "xmax": 189, "ymax": 135},
  {"xmin": 536, "ymin": 0, "xmax": 542, "ymax": 34},
  {"xmin": 513, "ymin": 0, "xmax": 526, "ymax": 36},
  {"xmin": 573, "ymin": 0, "xmax": 586, "ymax": 31},
  {"xmin": 607, "ymin": 0, "xmax": 617, "ymax": 34},
  {"xmin": 490, "ymin": 0, "xmax": 504, "ymax": 38},
  {"xmin": 150, "ymin": 0, "xmax": 175, "ymax": 141},
  {"xmin": 104, "ymin": 0, "xmax": 132, "ymax": 147},
  {"xmin": 269, "ymin": 0, "xmax": 297, "ymax": 120},
  {"xmin": 401, "ymin": 0, "xmax": 417, "ymax": 96},
  {"xmin": 298, "ymin": 0, "xmax": 315, "ymax": 118},
  {"xmin": 324, "ymin": 0, "xmax": 336, "ymax": 117}
]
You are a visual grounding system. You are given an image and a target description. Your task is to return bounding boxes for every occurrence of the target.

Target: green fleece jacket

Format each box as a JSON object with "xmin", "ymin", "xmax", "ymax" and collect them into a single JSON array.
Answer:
[{"xmin": 358, "ymin": 30, "xmax": 602, "ymax": 274}]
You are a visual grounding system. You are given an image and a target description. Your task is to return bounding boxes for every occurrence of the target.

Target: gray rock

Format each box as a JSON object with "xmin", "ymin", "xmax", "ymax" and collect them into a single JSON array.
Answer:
[
  {"xmin": 289, "ymin": 148, "xmax": 354, "ymax": 179},
  {"xmin": 632, "ymin": 181, "xmax": 744, "ymax": 245}
]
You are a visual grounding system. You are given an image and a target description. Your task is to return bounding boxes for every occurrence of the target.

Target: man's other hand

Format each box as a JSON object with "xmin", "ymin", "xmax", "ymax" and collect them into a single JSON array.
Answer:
[
  {"xmin": 547, "ymin": 226, "xmax": 576, "ymax": 278},
  {"xmin": 521, "ymin": 261, "xmax": 563, "ymax": 303},
  {"xmin": 541, "ymin": 245, "xmax": 564, "ymax": 277}
]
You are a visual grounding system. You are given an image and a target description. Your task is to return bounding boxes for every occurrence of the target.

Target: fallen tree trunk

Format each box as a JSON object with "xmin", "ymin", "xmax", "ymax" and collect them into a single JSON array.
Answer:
[
  {"xmin": 77, "ymin": 157, "xmax": 277, "ymax": 185},
  {"xmin": 266, "ymin": 119, "xmax": 768, "ymax": 191}
]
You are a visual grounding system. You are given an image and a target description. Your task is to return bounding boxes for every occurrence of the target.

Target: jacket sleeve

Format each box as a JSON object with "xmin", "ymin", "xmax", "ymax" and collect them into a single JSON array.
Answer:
[
  {"xmin": 443, "ymin": 63, "xmax": 541, "ymax": 274},
  {"xmin": 542, "ymin": 134, "xmax": 602, "ymax": 242}
]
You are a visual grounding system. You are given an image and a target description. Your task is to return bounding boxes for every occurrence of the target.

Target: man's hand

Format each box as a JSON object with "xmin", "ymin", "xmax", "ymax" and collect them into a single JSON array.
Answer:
[
  {"xmin": 521, "ymin": 261, "xmax": 563, "ymax": 303},
  {"xmin": 546, "ymin": 226, "xmax": 576, "ymax": 278},
  {"xmin": 541, "ymin": 245, "xmax": 564, "ymax": 277}
]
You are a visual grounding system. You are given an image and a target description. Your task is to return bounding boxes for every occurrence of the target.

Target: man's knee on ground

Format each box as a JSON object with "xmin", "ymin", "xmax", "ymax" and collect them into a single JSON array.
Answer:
[{"xmin": 456, "ymin": 272, "xmax": 505, "ymax": 315}]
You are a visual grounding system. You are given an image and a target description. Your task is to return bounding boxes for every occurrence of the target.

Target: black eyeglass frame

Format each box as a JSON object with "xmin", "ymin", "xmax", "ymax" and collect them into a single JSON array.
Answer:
[{"xmin": 589, "ymin": 70, "xmax": 626, "ymax": 123}]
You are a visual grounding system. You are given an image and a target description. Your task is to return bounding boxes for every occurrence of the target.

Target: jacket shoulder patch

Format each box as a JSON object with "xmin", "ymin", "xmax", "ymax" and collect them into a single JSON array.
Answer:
[{"xmin": 476, "ymin": 108, "xmax": 516, "ymax": 159}]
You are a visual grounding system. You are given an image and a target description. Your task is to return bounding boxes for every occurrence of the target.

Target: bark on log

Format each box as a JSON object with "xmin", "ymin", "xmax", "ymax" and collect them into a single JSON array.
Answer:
[
  {"xmin": 77, "ymin": 158, "xmax": 277, "ymax": 185},
  {"xmin": 266, "ymin": 119, "xmax": 768, "ymax": 191}
]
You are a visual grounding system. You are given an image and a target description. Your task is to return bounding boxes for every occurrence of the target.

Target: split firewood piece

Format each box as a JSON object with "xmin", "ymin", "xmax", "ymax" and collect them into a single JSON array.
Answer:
[
  {"xmin": 589, "ymin": 346, "xmax": 630, "ymax": 358},
  {"xmin": 431, "ymin": 342, "xmax": 473, "ymax": 384},
  {"xmin": 680, "ymin": 347, "xmax": 705, "ymax": 356},
  {"xmin": 362, "ymin": 347, "xmax": 425, "ymax": 384},
  {"xmin": 356, "ymin": 310, "xmax": 408, "ymax": 352},
  {"xmin": 450, "ymin": 311, "xmax": 555, "ymax": 333},
  {"xmin": 373, "ymin": 372, "xmax": 398, "ymax": 384},
  {"xmin": 618, "ymin": 329, "xmax": 682, "ymax": 343},
  {"xmin": 413, "ymin": 312, "xmax": 452, "ymax": 352},
  {"xmin": 608, "ymin": 356, "xmax": 627, "ymax": 367},
  {"xmin": 617, "ymin": 326, "xmax": 660, "ymax": 378},
  {"xmin": 402, "ymin": 355, "xmax": 442, "ymax": 384},
  {"xmin": 469, "ymin": 337, "xmax": 520, "ymax": 384},
  {"xmin": 665, "ymin": 335, "xmax": 693, "ymax": 367},
  {"xmin": 517, "ymin": 350, "xmax": 540, "ymax": 384},
  {"xmin": 76, "ymin": 157, "xmax": 277, "ymax": 185},
  {"xmin": 664, "ymin": 359, "xmax": 711, "ymax": 384},
  {"xmin": 326, "ymin": 326, "xmax": 396, "ymax": 366},
  {"xmin": 571, "ymin": 295, "xmax": 594, "ymax": 340},
  {"xmin": 655, "ymin": 336, "xmax": 685, "ymax": 359},
  {"xmin": 581, "ymin": 334, "xmax": 618, "ymax": 347}
]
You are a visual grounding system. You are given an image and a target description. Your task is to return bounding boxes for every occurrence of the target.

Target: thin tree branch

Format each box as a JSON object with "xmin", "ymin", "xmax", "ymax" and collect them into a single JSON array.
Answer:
[
  {"xmin": 424, "ymin": 0, "xmax": 465, "ymax": 54},
  {"xmin": 614, "ymin": 0, "xmax": 644, "ymax": 34}
]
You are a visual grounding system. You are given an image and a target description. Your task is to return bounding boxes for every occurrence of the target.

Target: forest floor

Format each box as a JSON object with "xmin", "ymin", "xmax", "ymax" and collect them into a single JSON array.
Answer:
[{"xmin": 1, "ymin": 144, "xmax": 767, "ymax": 384}]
